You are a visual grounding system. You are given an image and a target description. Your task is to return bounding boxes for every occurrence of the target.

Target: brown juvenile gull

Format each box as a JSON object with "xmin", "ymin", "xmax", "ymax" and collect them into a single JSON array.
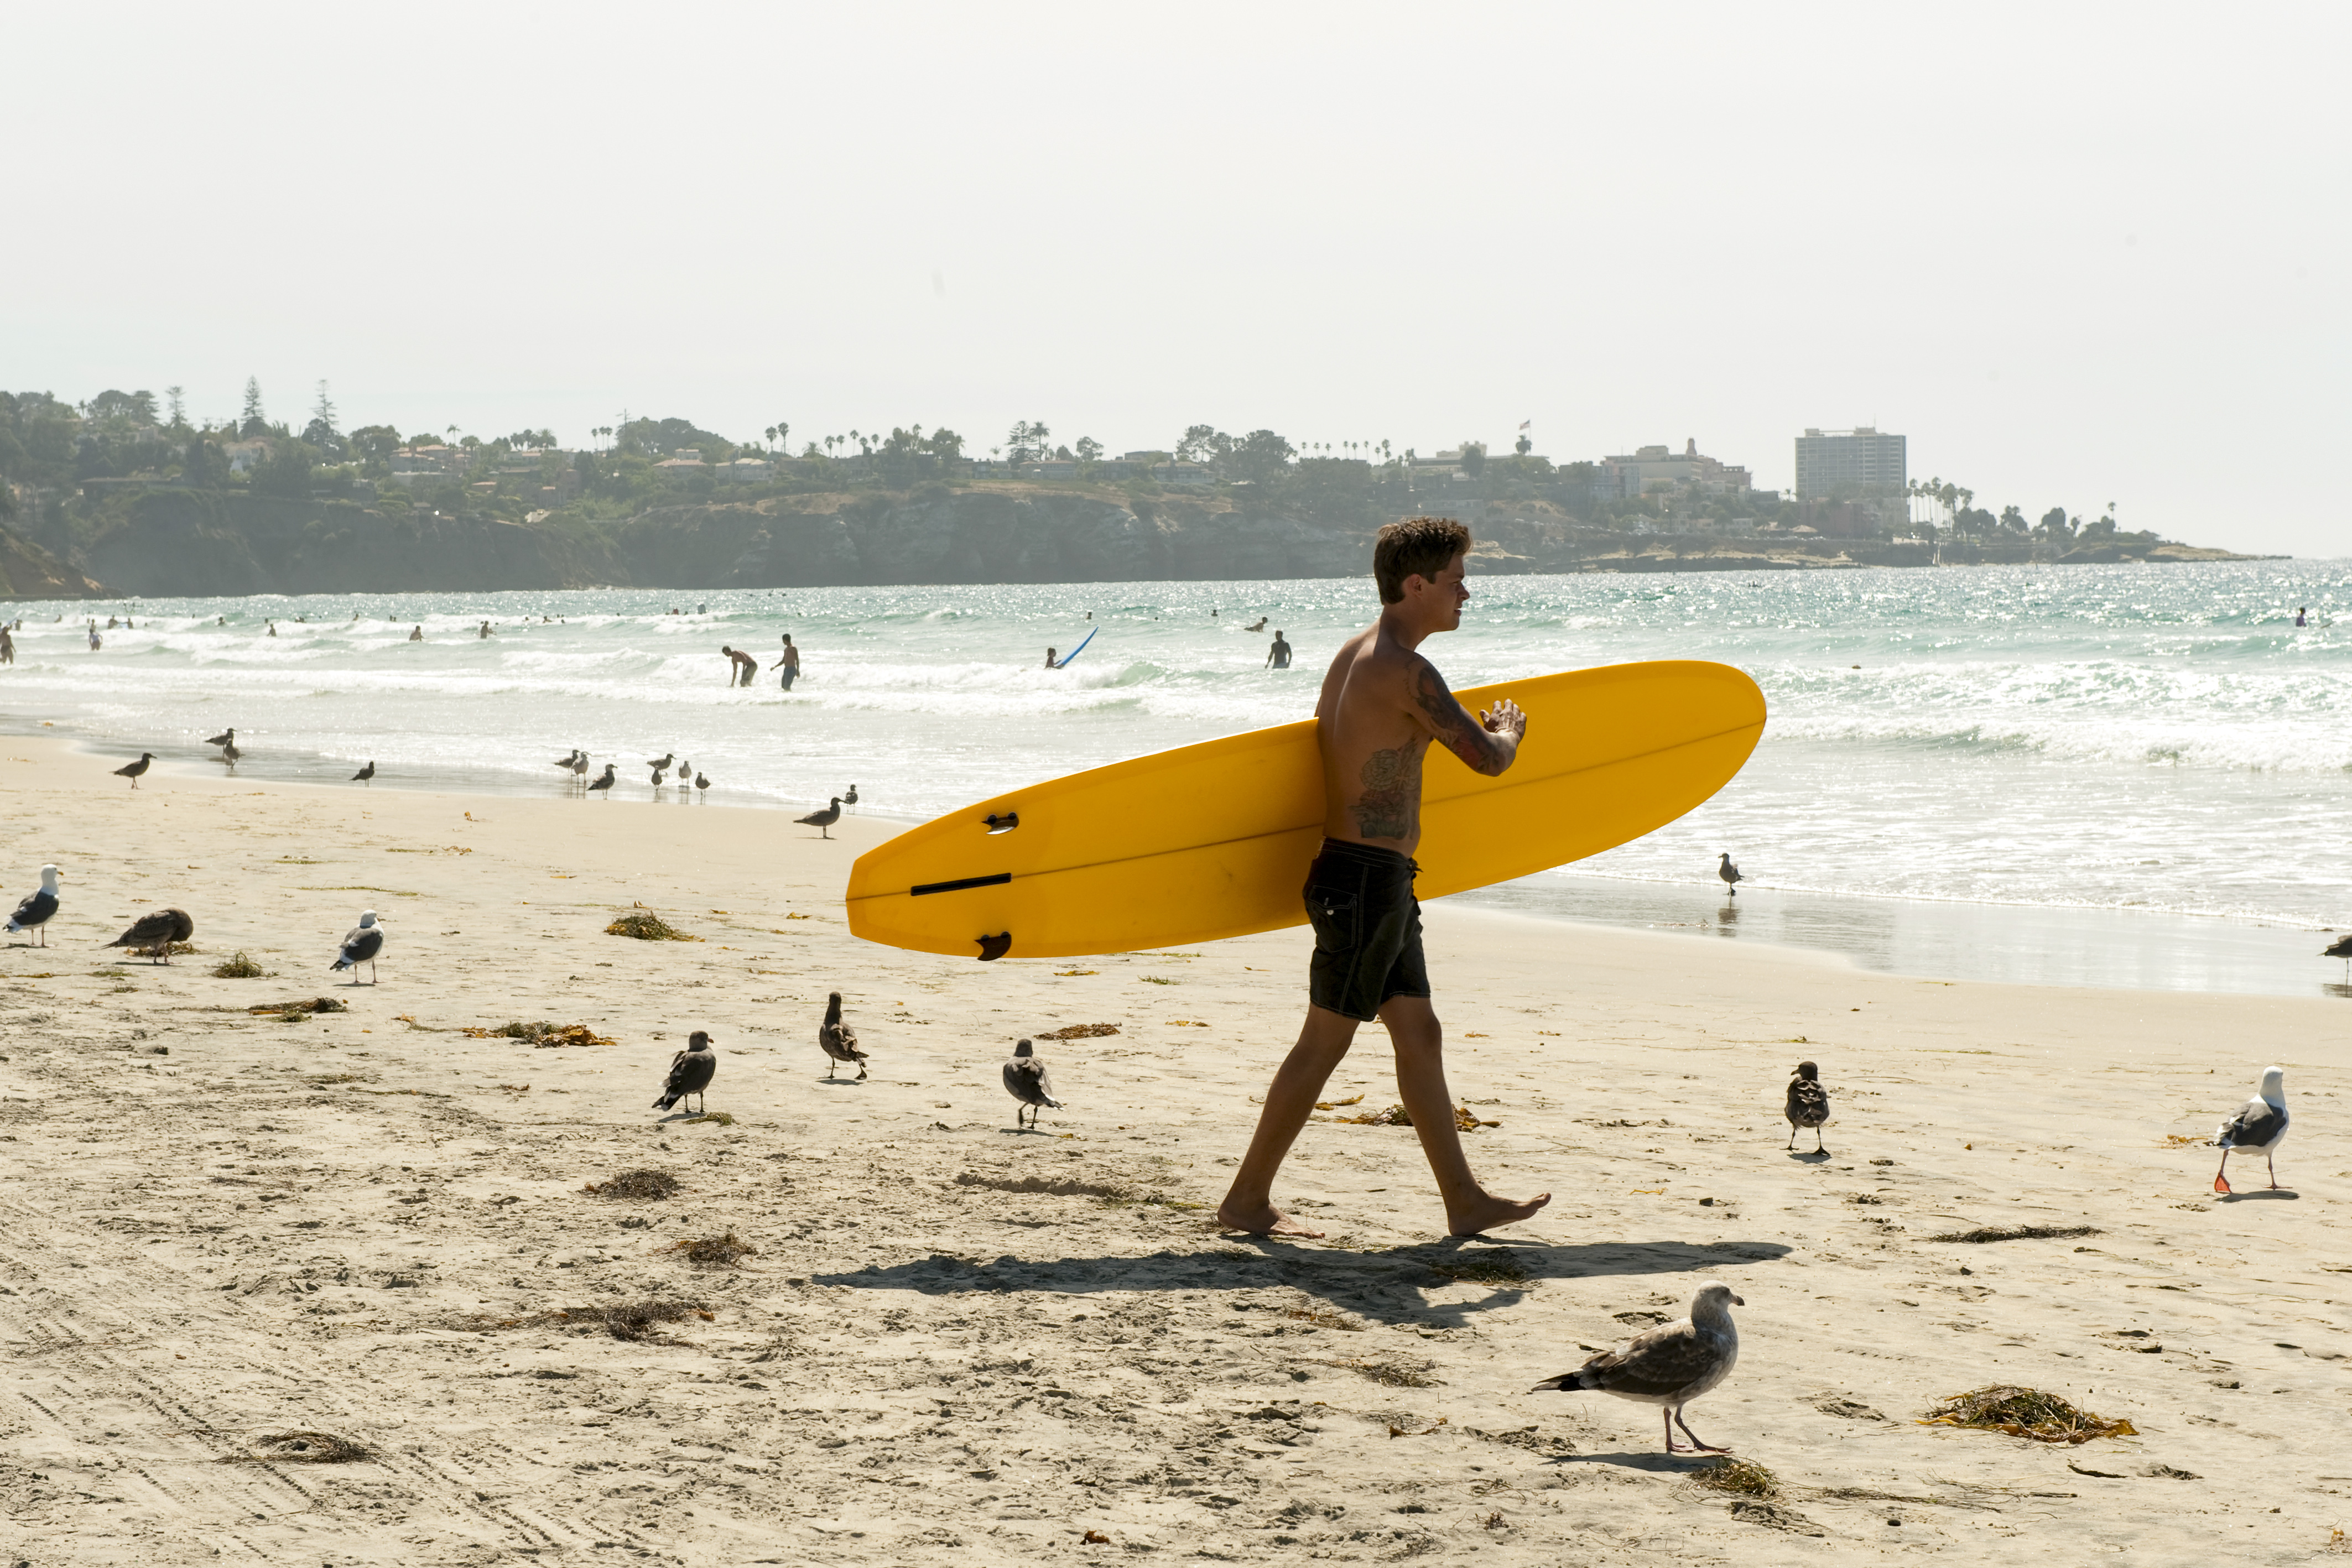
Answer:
[
  {"xmin": 330, "ymin": 909, "xmax": 385, "ymax": 984},
  {"xmin": 1717, "ymin": 852, "xmax": 1742, "ymax": 897},
  {"xmin": 205, "ymin": 727, "xmax": 235, "ymax": 750},
  {"xmin": 798, "ymin": 798, "xmax": 843, "ymax": 838},
  {"xmin": 586, "ymin": 763, "xmax": 616, "ymax": 798},
  {"xmin": 106, "ymin": 906, "xmax": 194, "ymax": 963},
  {"xmin": 1785, "ymin": 1060, "xmax": 1830, "ymax": 1153},
  {"xmin": 221, "ymin": 738, "xmax": 242, "ymax": 773},
  {"xmin": 113, "ymin": 752, "xmax": 154, "ymax": 789},
  {"xmin": 2211, "ymin": 1065, "xmax": 2288, "ymax": 1194},
  {"xmin": 2325, "ymin": 933, "xmax": 2352, "ymax": 980},
  {"xmin": 818, "ymin": 991, "xmax": 867, "ymax": 1079},
  {"xmin": 1002, "ymin": 1038, "xmax": 1063, "ymax": 1129},
  {"xmin": 694, "ymin": 771, "xmax": 709, "ymax": 798},
  {"xmin": 653, "ymin": 1030, "xmax": 718, "ymax": 1114},
  {"xmin": 1531, "ymin": 1282, "xmax": 1745, "ymax": 1453},
  {"xmin": 350, "ymin": 760, "xmax": 374, "ymax": 786}
]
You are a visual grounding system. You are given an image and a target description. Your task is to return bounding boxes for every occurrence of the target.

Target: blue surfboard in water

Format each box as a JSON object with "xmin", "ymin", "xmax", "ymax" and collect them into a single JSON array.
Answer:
[{"xmin": 1054, "ymin": 627, "xmax": 1099, "ymax": 666}]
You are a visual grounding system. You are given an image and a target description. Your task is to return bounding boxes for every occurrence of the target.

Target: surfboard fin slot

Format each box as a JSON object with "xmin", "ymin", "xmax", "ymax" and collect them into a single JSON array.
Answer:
[
  {"xmin": 984, "ymin": 811, "xmax": 1020, "ymax": 834},
  {"xmin": 911, "ymin": 872, "xmax": 1013, "ymax": 897},
  {"xmin": 976, "ymin": 932, "xmax": 1012, "ymax": 961}
]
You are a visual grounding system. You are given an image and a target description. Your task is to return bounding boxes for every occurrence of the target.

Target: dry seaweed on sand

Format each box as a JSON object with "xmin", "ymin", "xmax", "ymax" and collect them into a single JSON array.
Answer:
[
  {"xmin": 1920, "ymin": 1384, "xmax": 2138, "ymax": 1444},
  {"xmin": 678, "ymin": 1111, "xmax": 736, "ymax": 1127},
  {"xmin": 1329, "ymin": 1102, "xmax": 1499, "ymax": 1131},
  {"xmin": 1331, "ymin": 1356, "xmax": 1438, "ymax": 1387},
  {"xmin": 1690, "ymin": 1458, "xmax": 1781, "ymax": 1498},
  {"xmin": 1928, "ymin": 1224, "xmax": 2103, "ymax": 1244},
  {"xmin": 582, "ymin": 1168, "xmax": 681, "ymax": 1201},
  {"xmin": 461, "ymin": 1020, "xmax": 616, "ymax": 1048},
  {"xmin": 248, "ymin": 996, "xmax": 348, "ymax": 1017},
  {"xmin": 674, "ymin": 1231, "xmax": 757, "ymax": 1267},
  {"xmin": 481, "ymin": 1300, "xmax": 712, "ymax": 1341},
  {"xmin": 227, "ymin": 1430, "xmax": 370, "ymax": 1465},
  {"xmin": 1034, "ymin": 1022, "xmax": 1120, "ymax": 1039},
  {"xmin": 211, "ymin": 951, "xmax": 267, "ymax": 978},
  {"xmin": 954, "ymin": 1170, "xmax": 1131, "ymax": 1200},
  {"xmin": 1426, "ymin": 1255, "xmax": 1529, "ymax": 1286},
  {"xmin": 605, "ymin": 911, "xmax": 699, "ymax": 941}
]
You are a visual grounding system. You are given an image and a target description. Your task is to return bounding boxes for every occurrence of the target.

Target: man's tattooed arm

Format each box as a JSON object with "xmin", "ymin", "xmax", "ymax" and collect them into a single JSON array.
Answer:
[
  {"xmin": 1351, "ymin": 744, "xmax": 1420, "ymax": 841},
  {"xmin": 1413, "ymin": 660, "xmax": 1516, "ymax": 775}
]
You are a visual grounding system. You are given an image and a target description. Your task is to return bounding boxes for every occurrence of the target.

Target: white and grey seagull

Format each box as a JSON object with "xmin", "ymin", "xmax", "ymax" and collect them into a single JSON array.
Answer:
[
  {"xmin": 330, "ymin": 909, "xmax": 386, "ymax": 984},
  {"xmin": 1002, "ymin": 1038, "xmax": 1063, "ymax": 1129},
  {"xmin": 1531, "ymin": 1282, "xmax": 1745, "ymax": 1454},
  {"xmin": 2211, "ymin": 1065, "xmax": 2289, "ymax": 1194},
  {"xmin": 7, "ymin": 864, "xmax": 62, "ymax": 946}
]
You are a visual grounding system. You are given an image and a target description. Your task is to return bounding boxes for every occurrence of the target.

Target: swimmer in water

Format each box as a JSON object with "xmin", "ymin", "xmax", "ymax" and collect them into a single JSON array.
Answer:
[
  {"xmin": 1246, "ymin": 617, "xmax": 1267, "ymax": 632},
  {"xmin": 1044, "ymin": 647, "xmax": 1062, "ymax": 669},
  {"xmin": 1266, "ymin": 629, "xmax": 1292, "ymax": 669},
  {"xmin": 409, "ymin": 624, "xmax": 424, "ymax": 641},
  {"xmin": 2296, "ymin": 607, "xmax": 2308, "ymax": 627}
]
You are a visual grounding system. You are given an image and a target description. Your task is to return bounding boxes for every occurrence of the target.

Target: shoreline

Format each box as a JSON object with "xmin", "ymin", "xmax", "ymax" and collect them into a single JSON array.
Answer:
[{"xmin": 26, "ymin": 723, "xmax": 2342, "ymax": 1003}]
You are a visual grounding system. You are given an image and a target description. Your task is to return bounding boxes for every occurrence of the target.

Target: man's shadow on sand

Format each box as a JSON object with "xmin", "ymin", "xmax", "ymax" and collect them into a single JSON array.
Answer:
[{"xmin": 812, "ymin": 1234, "xmax": 1790, "ymax": 1331}]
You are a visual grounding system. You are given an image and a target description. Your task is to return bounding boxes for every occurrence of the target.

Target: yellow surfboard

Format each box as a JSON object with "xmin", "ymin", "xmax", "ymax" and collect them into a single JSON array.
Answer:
[{"xmin": 846, "ymin": 660, "xmax": 1765, "ymax": 960}]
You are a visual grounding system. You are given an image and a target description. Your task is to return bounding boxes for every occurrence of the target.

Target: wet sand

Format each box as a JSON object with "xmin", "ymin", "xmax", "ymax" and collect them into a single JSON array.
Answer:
[{"xmin": 3, "ymin": 737, "xmax": 2347, "ymax": 1563}]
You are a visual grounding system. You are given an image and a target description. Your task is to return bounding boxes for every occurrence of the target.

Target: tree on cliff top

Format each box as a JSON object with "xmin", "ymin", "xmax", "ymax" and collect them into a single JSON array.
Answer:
[
  {"xmin": 1176, "ymin": 425, "xmax": 1231, "ymax": 466},
  {"xmin": 240, "ymin": 376, "xmax": 268, "ymax": 437},
  {"xmin": 1227, "ymin": 429, "xmax": 1295, "ymax": 484}
]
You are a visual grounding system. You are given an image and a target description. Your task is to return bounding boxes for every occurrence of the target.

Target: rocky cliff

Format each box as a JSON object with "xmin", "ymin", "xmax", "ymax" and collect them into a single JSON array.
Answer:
[{"xmin": 24, "ymin": 486, "xmax": 2272, "ymax": 599}]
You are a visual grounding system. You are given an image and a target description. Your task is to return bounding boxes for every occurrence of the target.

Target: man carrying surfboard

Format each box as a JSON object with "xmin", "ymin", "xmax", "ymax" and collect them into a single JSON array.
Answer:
[{"xmin": 1217, "ymin": 517, "xmax": 1551, "ymax": 1239}]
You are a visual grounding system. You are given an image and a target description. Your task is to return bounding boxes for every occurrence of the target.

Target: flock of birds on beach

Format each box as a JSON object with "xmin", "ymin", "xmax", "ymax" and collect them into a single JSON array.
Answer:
[
  {"xmin": 4, "ymin": 861, "xmax": 387, "ymax": 980},
  {"xmin": 30, "ymin": 769, "xmax": 2313, "ymax": 1455},
  {"xmin": 116, "ymin": 733, "xmax": 861, "ymax": 835}
]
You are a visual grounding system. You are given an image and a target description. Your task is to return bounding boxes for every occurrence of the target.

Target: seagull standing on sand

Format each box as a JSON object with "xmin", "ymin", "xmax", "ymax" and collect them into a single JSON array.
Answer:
[
  {"xmin": 2211, "ymin": 1065, "xmax": 2289, "ymax": 1194},
  {"xmin": 694, "ymin": 771, "xmax": 709, "ymax": 799},
  {"xmin": 221, "ymin": 738, "xmax": 241, "ymax": 773},
  {"xmin": 1002, "ymin": 1038, "xmax": 1063, "ymax": 1129},
  {"xmin": 571, "ymin": 752, "xmax": 590, "ymax": 789},
  {"xmin": 842, "ymin": 784, "xmax": 860, "ymax": 812},
  {"xmin": 1785, "ymin": 1061, "xmax": 1830, "ymax": 1154},
  {"xmin": 818, "ymin": 991, "xmax": 868, "ymax": 1079},
  {"xmin": 350, "ymin": 760, "xmax": 375, "ymax": 786},
  {"xmin": 8, "ymin": 864, "xmax": 62, "ymax": 946},
  {"xmin": 1531, "ymin": 1283, "xmax": 1745, "ymax": 1454},
  {"xmin": 798, "ymin": 798, "xmax": 843, "ymax": 838},
  {"xmin": 652, "ymin": 1030, "xmax": 718, "ymax": 1114},
  {"xmin": 114, "ymin": 753, "xmax": 154, "ymax": 789},
  {"xmin": 587, "ymin": 763, "xmax": 616, "ymax": 798},
  {"xmin": 1718, "ymin": 853, "xmax": 1742, "ymax": 897},
  {"xmin": 651, "ymin": 763, "xmax": 668, "ymax": 788},
  {"xmin": 330, "ymin": 909, "xmax": 386, "ymax": 984},
  {"xmin": 2324, "ymin": 933, "xmax": 2352, "ymax": 980},
  {"xmin": 106, "ymin": 907, "xmax": 194, "ymax": 963},
  {"xmin": 553, "ymin": 748, "xmax": 581, "ymax": 785}
]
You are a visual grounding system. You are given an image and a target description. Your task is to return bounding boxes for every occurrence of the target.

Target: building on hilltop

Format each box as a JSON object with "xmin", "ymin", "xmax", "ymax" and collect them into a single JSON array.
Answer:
[
  {"xmin": 1793, "ymin": 428, "xmax": 1906, "ymax": 501},
  {"xmin": 1596, "ymin": 438, "xmax": 1751, "ymax": 501}
]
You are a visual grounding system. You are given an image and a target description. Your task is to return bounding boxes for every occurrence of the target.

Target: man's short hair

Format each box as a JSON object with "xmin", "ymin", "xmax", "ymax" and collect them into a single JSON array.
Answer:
[{"xmin": 1373, "ymin": 516, "xmax": 1472, "ymax": 603}]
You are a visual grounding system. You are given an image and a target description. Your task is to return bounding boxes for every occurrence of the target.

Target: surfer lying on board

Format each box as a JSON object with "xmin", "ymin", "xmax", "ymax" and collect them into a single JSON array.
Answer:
[{"xmin": 1218, "ymin": 516, "xmax": 1549, "ymax": 1239}]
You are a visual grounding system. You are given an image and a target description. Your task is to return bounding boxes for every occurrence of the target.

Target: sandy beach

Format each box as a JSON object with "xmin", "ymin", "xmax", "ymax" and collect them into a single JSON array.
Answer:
[{"xmin": 3, "ymin": 736, "xmax": 2346, "ymax": 1565}]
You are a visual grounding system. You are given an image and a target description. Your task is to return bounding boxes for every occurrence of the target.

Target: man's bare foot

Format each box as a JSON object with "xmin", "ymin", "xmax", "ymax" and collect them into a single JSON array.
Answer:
[
  {"xmin": 1446, "ymin": 1189, "xmax": 1552, "ymax": 1237},
  {"xmin": 1215, "ymin": 1199, "xmax": 1325, "ymax": 1238}
]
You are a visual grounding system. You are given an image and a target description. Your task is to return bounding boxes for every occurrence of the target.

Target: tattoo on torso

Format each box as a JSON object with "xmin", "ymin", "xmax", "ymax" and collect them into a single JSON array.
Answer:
[{"xmin": 1351, "ymin": 743, "xmax": 1422, "ymax": 841}]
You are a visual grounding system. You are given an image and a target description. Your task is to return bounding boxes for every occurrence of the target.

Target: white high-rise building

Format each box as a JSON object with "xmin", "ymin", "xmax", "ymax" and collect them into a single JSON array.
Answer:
[{"xmin": 1793, "ymin": 427, "xmax": 1906, "ymax": 501}]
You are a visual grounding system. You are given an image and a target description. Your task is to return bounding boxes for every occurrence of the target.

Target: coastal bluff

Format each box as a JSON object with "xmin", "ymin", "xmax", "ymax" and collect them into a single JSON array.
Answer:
[{"xmin": 28, "ymin": 486, "xmax": 2267, "ymax": 598}]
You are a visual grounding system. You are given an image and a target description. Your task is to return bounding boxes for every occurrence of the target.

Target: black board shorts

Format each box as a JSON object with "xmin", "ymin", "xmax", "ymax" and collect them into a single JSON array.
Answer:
[{"xmin": 1303, "ymin": 837, "xmax": 1430, "ymax": 1022}]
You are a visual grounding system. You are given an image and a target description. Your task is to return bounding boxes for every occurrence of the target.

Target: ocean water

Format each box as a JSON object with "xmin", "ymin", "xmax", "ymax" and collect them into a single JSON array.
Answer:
[{"xmin": 6, "ymin": 560, "xmax": 2348, "ymax": 994}]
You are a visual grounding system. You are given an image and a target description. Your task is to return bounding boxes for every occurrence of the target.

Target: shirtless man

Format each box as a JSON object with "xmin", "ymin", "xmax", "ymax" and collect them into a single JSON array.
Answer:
[
  {"xmin": 722, "ymin": 645, "xmax": 760, "ymax": 686},
  {"xmin": 1265, "ymin": 630, "xmax": 1292, "ymax": 670},
  {"xmin": 1217, "ymin": 516, "xmax": 1549, "ymax": 1238},
  {"xmin": 769, "ymin": 633, "xmax": 800, "ymax": 690}
]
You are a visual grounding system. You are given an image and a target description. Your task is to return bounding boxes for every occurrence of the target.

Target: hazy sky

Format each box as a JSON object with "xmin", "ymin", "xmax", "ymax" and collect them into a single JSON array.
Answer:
[{"xmin": 8, "ymin": 3, "xmax": 2345, "ymax": 553}]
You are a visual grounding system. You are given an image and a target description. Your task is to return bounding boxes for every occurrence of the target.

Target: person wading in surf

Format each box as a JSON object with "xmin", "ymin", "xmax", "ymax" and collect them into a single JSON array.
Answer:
[{"xmin": 1217, "ymin": 516, "xmax": 1549, "ymax": 1238}]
